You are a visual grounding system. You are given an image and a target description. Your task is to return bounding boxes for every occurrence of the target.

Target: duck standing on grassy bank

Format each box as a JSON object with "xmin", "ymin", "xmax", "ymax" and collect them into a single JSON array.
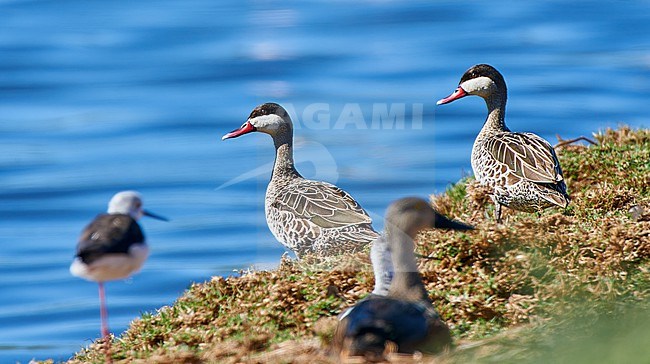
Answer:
[
  {"xmin": 222, "ymin": 102, "xmax": 379, "ymax": 258},
  {"xmin": 437, "ymin": 64, "xmax": 570, "ymax": 223},
  {"xmin": 333, "ymin": 197, "xmax": 473, "ymax": 361},
  {"xmin": 70, "ymin": 191, "xmax": 167, "ymax": 351}
]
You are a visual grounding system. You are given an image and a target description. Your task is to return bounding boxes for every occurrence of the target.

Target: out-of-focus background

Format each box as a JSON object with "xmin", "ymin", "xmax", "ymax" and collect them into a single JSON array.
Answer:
[{"xmin": 0, "ymin": 1, "xmax": 648, "ymax": 362}]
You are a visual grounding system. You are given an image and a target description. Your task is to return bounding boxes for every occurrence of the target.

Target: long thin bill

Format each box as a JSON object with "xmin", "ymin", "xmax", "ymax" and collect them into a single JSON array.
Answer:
[{"xmin": 143, "ymin": 210, "xmax": 169, "ymax": 221}]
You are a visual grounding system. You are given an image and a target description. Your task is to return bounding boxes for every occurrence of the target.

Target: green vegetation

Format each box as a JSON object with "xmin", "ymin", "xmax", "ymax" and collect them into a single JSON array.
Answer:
[{"xmin": 58, "ymin": 127, "xmax": 648, "ymax": 363}]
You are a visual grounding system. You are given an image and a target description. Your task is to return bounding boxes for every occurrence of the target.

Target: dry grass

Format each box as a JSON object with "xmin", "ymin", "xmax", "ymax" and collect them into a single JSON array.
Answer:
[{"xmin": 62, "ymin": 126, "xmax": 649, "ymax": 363}]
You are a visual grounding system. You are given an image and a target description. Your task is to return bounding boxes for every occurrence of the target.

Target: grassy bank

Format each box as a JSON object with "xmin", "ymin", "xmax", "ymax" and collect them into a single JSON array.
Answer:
[{"xmin": 58, "ymin": 126, "xmax": 648, "ymax": 363}]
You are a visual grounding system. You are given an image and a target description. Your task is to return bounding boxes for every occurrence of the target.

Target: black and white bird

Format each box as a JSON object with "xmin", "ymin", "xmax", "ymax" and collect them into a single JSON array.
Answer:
[
  {"xmin": 333, "ymin": 197, "xmax": 473, "ymax": 361},
  {"xmin": 222, "ymin": 102, "xmax": 379, "ymax": 258},
  {"xmin": 437, "ymin": 64, "xmax": 570, "ymax": 223},
  {"xmin": 70, "ymin": 190, "xmax": 167, "ymax": 341}
]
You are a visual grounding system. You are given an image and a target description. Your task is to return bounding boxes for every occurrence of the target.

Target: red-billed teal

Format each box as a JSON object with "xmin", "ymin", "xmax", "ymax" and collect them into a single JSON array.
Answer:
[{"xmin": 437, "ymin": 64, "xmax": 570, "ymax": 223}]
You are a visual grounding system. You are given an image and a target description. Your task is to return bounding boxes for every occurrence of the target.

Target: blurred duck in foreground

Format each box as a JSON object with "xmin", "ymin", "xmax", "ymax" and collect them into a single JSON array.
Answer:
[
  {"xmin": 70, "ymin": 191, "xmax": 167, "ymax": 343},
  {"xmin": 222, "ymin": 102, "xmax": 379, "ymax": 258},
  {"xmin": 370, "ymin": 200, "xmax": 474, "ymax": 296},
  {"xmin": 437, "ymin": 64, "xmax": 570, "ymax": 223},
  {"xmin": 333, "ymin": 197, "xmax": 473, "ymax": 362}
]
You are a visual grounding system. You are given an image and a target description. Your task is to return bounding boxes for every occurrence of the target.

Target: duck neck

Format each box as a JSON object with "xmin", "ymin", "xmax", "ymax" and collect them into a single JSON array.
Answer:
[
  {"xmin": 479, "ymin": 92, "xmax": 508, "ymax": 136},
  {"xmin": 387, "ymin": 229, "xmax": 429, "ymax": 302},
  {"xmin": 271, "ymin": 128, "xmax": 300, "ymax": 181},
  {"xmin": 370, "ymin": 236, "xmax": 393, "ymax": 296}
]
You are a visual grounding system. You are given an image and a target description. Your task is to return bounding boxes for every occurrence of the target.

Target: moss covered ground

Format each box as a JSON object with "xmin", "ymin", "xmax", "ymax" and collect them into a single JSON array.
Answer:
[{"xmin": 53, "ymin": 126, "xmax": 648, "ymax": 363}]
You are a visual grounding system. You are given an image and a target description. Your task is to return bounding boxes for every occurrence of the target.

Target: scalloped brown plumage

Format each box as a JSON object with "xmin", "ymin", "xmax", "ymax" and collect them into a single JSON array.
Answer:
[
  {"xmin": 437, "ymin": 64, "xmax": 570, "ymax": 222},
  {"xmin": 223, "ymin": 103, "xmax": 379, "ymax": 258}
]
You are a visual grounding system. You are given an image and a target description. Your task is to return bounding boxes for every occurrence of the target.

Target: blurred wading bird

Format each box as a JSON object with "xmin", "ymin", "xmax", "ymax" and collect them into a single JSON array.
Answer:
[
  {"xmin": 437, "ymin": 64, "xmax": 570, "ymax": 223},
  {"xmin": 70, "ymin": 191, "xmax": 167, "ymax": 347},
  {"xmin": 222, "ymin": 102, "xmax": 379, "ymax": 258},
  {"xmin": 333, "ymin": 197, "xmax": 473, "ymax": 362}
]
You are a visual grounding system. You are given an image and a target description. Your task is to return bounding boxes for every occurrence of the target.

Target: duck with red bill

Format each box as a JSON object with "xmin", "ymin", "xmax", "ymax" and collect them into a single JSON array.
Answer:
[
  {"xmin": 221, "ymin": 102, "xmax": 380, "ymax": 258},
  {"xmin": 435, "ymin": 64, "xmax": 570, "ymax": 223},
  {"xmin": 222, "ymin": 121, "xmax": 256, "ymax": 140}
]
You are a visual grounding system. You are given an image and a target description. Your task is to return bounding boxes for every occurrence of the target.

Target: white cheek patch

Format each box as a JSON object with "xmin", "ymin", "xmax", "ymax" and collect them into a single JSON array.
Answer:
[
  {"xmin": 460, "ymin": 76, "xmax": 495, "ymax": 96},
  {"xmin": 251, "ymin": 114, "xmax": 283, "ymax": 131}
]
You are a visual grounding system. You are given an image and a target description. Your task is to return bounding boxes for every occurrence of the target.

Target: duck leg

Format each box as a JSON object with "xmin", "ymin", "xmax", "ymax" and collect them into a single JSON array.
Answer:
[{"xmin": 490, "ymin": 195, "xmax": 503, "ymax": 223}]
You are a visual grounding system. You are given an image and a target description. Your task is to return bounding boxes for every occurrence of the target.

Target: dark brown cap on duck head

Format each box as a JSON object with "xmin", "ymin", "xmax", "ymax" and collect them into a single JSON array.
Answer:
[
  {"xmin": 248, "ymin": 102, "xmax": 286, "ymax": 119},
  {"xmin": 437, "ymin": 64, "xmax": 507, "ymax": 105},
  {"xmin": 459, "ymin": 64, "xmax": 507, "ymax": 94}
]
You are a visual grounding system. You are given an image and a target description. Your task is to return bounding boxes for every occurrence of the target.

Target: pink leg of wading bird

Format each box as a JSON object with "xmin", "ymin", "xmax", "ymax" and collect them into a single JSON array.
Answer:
[
  {"xmin": 98, "ymin": 282, "xmax": 112, "ymax": 363},
  {"xmin": 98, "ymin": 282, "xmax": 110, "ymax": 339}
]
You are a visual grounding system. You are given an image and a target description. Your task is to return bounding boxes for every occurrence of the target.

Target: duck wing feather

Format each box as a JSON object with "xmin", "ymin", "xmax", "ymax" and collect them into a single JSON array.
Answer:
[
  {"xmin": 335, "ymin": 297, "xmax": 448, "ymax": 355},
  {"xmin": 276, "ymin": 180, "xmax": 373, "ymax": 230},
  {"xmin": 486, "ymin": 132, "xmax": 564, "ymax": 184}
]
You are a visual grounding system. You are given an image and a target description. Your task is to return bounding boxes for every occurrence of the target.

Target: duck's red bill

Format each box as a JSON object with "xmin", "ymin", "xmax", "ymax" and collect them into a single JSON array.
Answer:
[
  {"xmin": 436, "ymin": 87, "xmax": 467, "ymax": 105},
  {"xmin": 222, "ymin": 122, "xmax": 256, "ymax": 140}
]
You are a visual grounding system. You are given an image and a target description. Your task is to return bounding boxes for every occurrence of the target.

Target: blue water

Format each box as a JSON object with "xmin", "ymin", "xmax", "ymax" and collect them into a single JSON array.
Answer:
[{"xmin": 1, "ymin": 0, "xmax": 649, "ymax": 362}]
